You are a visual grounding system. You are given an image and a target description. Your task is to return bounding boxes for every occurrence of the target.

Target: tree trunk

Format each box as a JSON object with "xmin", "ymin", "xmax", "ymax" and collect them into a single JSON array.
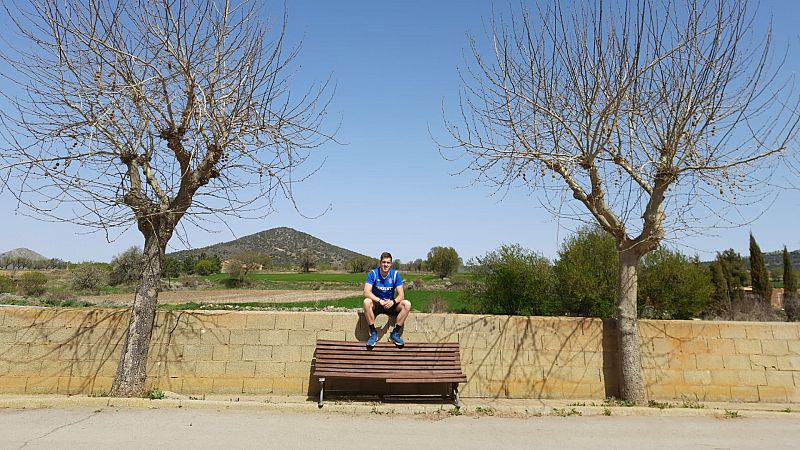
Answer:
[
  {"xmin": 616, "ymin": 248, "xmax": 647, "ymax": 404},
  {"xmin": 110, "ymin": 231, "xmax": 166, "ymax": 397}
]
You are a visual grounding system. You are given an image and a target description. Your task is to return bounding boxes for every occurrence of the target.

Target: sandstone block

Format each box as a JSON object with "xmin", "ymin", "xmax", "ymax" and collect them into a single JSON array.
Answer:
[
  {"xmin": 212, "ymin": 345, "xmax": 243, "ymax": 361},
  {"xmin": 757, "ymin": 385, "xmax": 787, "ymax": 402},
  {"xmin": 245, "ymin": 313, "xmax": 276, "ymax": 330},
  {"xmin": 211, "ymin": 378, "xmax": 244, "ymax": 394},
  {"xmin": 225, "ymin": 361, "xmax": 256, "ymax": 377},
  {"xmin": 242, "ymin": 345, "xmax": 272, "ymax": 361}
]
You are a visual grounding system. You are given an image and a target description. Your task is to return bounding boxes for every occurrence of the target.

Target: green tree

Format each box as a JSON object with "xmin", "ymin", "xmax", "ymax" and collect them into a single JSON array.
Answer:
[
  {"xmin": 783, "ymin": 246, "xmax": 798, "ymax": 321},
  {"xmin": 708, "ymin": 260, "xmax": 731, "ymax": 318},
  {"xmin": 163, "ymin": 257, "xmax": 182, "ymax": 287},
  {"xmin": 182, "ymin": 255, "xmax": 198, "ymax": 275},
  {"xmin": 346, "ymin": 255, "xmax": 377, "ymax": 274},
  {"xmin": 467, "ymin": 244, "xmax": 556, "ymax": 316},
  {"xmin": 638, "ymin": 248, "xmax": 712, "ymax": 319},
  {"xmin": 426, "ymin": 246, "xmax": 461, "ymax": 279},
  {"xmin": 299, "ymin": 250, "xmax": 317, "ymax": 273},
  {"xmin": 717, "ymin": 249, "xmax": 748, "ymax": 303},
  {"xmin": 109, "ymin": 247, "xmax": 143, "ymax": 286},
  {"xmin": 749, "ymin": 233, "xmax": 772, "ymax": 304},
  {"xmin": 193, "ymin": 259, "xmax": 216, "ymax": 276},
  {"xmin": 554, "ymin": 226, "xmax": 617, "ymax": 318},
  {"xmin": 18, "ymin": 271, "xmax": 47, "ymax": 296}
]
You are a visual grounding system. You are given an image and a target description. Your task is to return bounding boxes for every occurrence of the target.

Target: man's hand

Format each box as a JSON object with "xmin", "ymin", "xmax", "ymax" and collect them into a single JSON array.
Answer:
[{"xmin": 379, "ymin": 299, "xmax": 393, "ymax": 310}]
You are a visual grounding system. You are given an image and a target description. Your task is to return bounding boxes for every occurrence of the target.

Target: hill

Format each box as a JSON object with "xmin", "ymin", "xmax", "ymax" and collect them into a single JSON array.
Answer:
[
  {"xmin": 0, "ymin": 248, "xmax": 48, "ymax": 261},
  {"xmin": 168, "ymin": 227, "xmax": 370, "ymax": 268}
]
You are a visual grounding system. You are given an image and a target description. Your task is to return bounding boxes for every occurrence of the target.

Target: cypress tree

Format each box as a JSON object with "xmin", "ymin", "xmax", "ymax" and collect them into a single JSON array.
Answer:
[
  {"xmin": 784, "ymin": 246, "xmax": 798, "ymax": 321},
  {"xmin": 709, "ymin": 260, "xmax": 731, "ymax": 317},
  {"xmin": 784, "ymin": 246, "xmax": 796, "ymax": 294},
  {"xmin": 749, "ymin": 233, "xmax": 772, "ymax": 304}
]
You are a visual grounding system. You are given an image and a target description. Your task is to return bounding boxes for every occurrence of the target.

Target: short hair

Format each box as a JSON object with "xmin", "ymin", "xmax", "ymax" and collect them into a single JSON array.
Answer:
[{"xmin": 380, "ymin": 251, "xmax": 392, "ymax": 261}]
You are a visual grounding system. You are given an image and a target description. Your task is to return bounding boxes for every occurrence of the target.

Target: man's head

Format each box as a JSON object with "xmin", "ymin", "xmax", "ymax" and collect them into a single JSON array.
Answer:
[{"xmin": 379, "ymin": 251, "xmax": 392, "ymax": 273}]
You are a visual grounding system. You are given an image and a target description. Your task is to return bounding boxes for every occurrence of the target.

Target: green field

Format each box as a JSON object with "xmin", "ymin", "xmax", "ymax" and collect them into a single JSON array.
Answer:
[
  {"xmin": 206, "ymin": 272, "xmax": 453, "ymax": 283},
  {"xmin": 160, "ymin": 289, "xmax": 473, "ymax": 313}
]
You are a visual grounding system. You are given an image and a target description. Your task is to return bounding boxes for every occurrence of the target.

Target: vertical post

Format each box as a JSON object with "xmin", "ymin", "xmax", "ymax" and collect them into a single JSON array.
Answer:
[
  {"xmin": 318, "ymin": 378, "xmax": 325, "ymax": 408},
  {"xmin": 452, "ymin": 383, "xmax": 461, "ymax": 408}
]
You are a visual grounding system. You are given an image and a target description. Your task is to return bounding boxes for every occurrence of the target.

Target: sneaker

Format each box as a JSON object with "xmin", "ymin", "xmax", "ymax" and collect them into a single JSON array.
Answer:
[
  {"xmin": 389, "ymin": 329, "xmax": 405, "ymax": 347},
  {"xmin": 366, "ymin": 330, "xmax": 379, "ymax": 348}
]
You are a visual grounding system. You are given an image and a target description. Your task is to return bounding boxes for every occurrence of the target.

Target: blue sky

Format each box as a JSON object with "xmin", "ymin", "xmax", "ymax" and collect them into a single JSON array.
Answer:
[{"xmin": 1, "ymin": 0, "xmax": 799, "ymax": 264}]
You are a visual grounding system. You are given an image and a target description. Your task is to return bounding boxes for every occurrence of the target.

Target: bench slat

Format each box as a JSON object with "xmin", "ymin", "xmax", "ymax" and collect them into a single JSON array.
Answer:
[{"xmin": 315, "ymin": 371, "xmax": 466, "ymax": 380}]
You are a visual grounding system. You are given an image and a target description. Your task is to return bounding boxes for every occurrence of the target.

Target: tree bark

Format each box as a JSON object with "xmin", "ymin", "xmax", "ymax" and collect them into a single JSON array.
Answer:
[
  {"xmin": 110, "ymin": 229, "xmax": 167, "ymax": 397},
  {"xmin": 616, "ymin": 248, "xmax": 647, "ymax": 404}
]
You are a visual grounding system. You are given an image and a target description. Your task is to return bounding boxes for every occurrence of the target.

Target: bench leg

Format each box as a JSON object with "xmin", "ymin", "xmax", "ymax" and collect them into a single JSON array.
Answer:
[
  {"xmin": 318, "ymin": 378, "xmax": 325, "ymax": 408},
  {"xmin": 452, "ymin": 383, "xmax": 461, "ymax": 408}
]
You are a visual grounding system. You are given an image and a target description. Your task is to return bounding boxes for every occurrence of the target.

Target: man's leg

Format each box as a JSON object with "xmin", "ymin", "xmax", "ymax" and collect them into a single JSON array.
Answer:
[
  {"xmin": 395, "ymin": 300, "xmax": 411, "ymax": 326},
  {"xmin": 363, "ymin": 298, "xmax": 379, "ymax": 348},
  {"xmin": 363, "ymin": 298, "xmax": 376, "ymax": 325},
  {"xmin": 389, "ymin": 300, "xmax": 411, "ymax": 347}
]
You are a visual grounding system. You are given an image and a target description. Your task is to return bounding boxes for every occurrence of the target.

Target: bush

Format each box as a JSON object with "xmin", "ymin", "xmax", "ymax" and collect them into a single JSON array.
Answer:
[
  {"xmin": 18, "ymin": 271, "xmax": 48, "ymax": 296},
  {"xmin": 109, "ymin": 246, "xmax": 143, "ymax": 286},
  {"xmin": 554, "ymin": 226, "xmax": 618, "ymax": 317},
  {"xmin": 193, "ymin": 259, "xmax": 216, "ymax": 276},
  {"xmin": 70, "ymin": 264, "xmax": 108, "ymax": 291},
  {"xmin": 0, "ymin": 274, "xmax": 13, "ymax": 293},
  {"xmin": 638, "ymin": 248, "xmax": 712, "ymax": 319},
  {"xmin": 466, "ymin": 244, "xmax": 556, "ymax": 315}
]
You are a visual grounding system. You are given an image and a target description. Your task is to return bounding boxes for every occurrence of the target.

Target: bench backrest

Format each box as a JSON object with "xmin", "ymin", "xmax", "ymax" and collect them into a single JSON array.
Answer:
[{"xmin": 313, "ymin": 339, "xmax": 467, "ymax": 383}]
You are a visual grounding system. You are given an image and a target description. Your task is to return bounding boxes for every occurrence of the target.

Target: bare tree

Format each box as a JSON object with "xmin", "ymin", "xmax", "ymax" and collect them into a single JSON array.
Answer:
[
  {"xmin": 0, "ymin": 0, "xmax": 333, "ymax": 396},
  {"xmin": 445, "ymin": 0, "xmax": 799, "ymax": 403}
]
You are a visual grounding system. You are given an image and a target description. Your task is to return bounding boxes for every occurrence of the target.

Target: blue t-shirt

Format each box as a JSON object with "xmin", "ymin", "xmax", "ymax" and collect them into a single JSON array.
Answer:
[{"xmin": 366, "ymin": 268, "xmax": 403, "ymax": 300}]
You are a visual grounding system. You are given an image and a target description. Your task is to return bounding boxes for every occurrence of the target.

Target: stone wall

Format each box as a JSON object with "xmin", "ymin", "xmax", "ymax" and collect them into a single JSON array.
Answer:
[{"xmin": 0, "ymin": 306, "xmax": 797, "ymax": 402}]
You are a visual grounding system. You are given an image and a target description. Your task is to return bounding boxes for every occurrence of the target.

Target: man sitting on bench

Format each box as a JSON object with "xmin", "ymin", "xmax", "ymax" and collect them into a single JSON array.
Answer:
[{"xmin": 363, "ymin": 251, "xmax": 411, "ymax": 348}]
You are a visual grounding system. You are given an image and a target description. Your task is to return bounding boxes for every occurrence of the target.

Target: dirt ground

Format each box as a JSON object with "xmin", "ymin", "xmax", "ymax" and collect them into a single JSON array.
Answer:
[{"xmin": 78, "ymin": 289, "xmax": 362, "ymax": 306}]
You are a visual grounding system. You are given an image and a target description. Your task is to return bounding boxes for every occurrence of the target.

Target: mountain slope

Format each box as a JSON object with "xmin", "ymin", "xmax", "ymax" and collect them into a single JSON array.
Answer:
[
  {"xmin": 168, "ymin": 227, "xmax": 369, "ymax": 267},
  {"xmin": 0, "ymin": 248, "xmax": 48, "ymax": 261}
]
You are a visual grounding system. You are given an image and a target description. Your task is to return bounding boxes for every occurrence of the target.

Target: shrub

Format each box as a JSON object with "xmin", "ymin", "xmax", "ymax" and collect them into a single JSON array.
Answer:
[
  {"xmin": 0, "ymin": 274, "xmax": 13, "ymax": 293},
  {"xmin": 193, "ymin": 259, "xmax": 216, "ymax": 276},
  {"xmin": 18, "ymin": 271, "xmax": 48, "ymax": 296},
  {"xmin": 109, "ymin": 246, "xmax": 143, "ymax": 286},
  {"xmin": 554, "ymin": 226, "xmax": 617, "ymax": 317},
  {"xmin": 638, "ymin": 247, "xmax": 712, "ymax": 319},
  {"xmin": 466, "ymin": 244, "xmax": 556, "ymax": 316},
  {"xmin": 70, "ymin": 264, "xmax": 108, "ymax": 291}
]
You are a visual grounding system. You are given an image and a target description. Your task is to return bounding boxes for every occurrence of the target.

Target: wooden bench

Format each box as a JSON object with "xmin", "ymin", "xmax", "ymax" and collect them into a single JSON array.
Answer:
[{"xmin": 312, "ymin": 339, "xmax": 467, "ymax": 408}]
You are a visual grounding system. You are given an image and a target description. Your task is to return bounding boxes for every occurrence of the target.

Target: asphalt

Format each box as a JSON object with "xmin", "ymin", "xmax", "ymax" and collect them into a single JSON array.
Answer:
[
  {"xmin": 1, "ymin": 394, "xmax": 799, "ymax": 449},
  {"xmin": 0, "ymin": 392, "xmax": 798, "ymax": 418}
]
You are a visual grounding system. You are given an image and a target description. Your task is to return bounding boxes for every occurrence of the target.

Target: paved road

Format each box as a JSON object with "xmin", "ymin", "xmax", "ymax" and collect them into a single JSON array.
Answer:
[{"xmin": 1, "ymin": 407, "xmax": 799, "ymax": 449}]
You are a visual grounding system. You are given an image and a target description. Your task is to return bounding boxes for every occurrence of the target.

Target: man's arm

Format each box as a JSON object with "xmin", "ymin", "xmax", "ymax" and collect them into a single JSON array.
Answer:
[{"xmin": 394, "ymin": 285, "xmax": 405, "ymax": 303}]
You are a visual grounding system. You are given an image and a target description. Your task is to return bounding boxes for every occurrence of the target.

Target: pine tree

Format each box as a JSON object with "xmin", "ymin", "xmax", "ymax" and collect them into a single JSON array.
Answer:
[{"xmin": 749, "ymin": 233, "xmax": 772, "ymax": 304}]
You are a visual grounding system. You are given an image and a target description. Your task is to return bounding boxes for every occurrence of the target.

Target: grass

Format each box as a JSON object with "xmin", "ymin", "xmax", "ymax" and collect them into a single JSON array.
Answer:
[
  {"xmin": 159, "ymin": 289, "xmax": 474, "ymax": 313},
  {"xmin": 147, "ymin": 388, "xmax": 165, "ymax": 400},
  {"xmin": 722, "ymin": 410, "xmax": 741, "ymax": 419},
  {"xmin": 648, "ymin": 400, "xmax": 675, "ymax": 409},
  {"xmin": 552, "ymin": 407, "xmax": 582, "ymax": 417},
  {"xmin": 680, "ymin": 395, "xmax": 704, "ymax": 409},
  {"xmin": 474, "ymin": 406, "xmax": 495, "ymax": 416}
]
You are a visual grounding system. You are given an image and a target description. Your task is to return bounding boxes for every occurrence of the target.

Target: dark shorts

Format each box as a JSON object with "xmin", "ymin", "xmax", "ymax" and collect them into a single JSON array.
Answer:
[{"xmin": 373, "ymin": 301, "xmax": 400, "ymax": 317}]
